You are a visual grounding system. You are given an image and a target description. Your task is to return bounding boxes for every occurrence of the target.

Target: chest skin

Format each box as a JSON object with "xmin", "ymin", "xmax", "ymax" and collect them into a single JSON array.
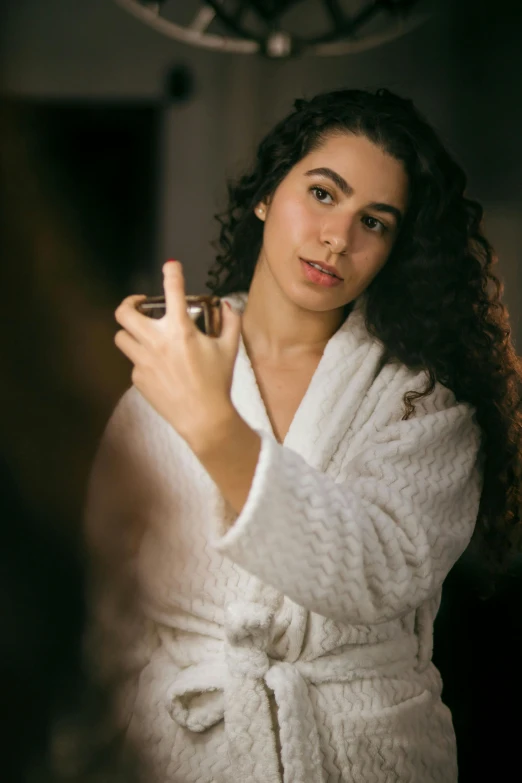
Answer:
[{"xmin": 248, "ymin": 354, "xmax": 322, "ymax": 444}]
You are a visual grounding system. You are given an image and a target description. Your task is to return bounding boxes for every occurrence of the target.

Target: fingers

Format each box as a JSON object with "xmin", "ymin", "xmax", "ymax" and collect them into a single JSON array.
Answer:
[
  {"xmin": 219, "ymin": 300, "xmax": 242, "ymax": 354},
  {"xmin": 162, "ymin": 260, "xmax": 190, "ymax": 326},
  {"xmin": 117, "ymin": 295, "xmax": 147, "ymax": 310},
  {"xmin": 114, "ymin": 295, "xmax": 150, "ymax": 341}
]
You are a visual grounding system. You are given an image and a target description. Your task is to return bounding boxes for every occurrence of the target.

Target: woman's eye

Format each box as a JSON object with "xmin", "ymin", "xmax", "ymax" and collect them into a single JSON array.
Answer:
[
  {"xmin": 362, "ymin": 216, "xmax": 386, "ymax": 234},
  {"xmin": 310, "ymin": 186, "xmax": 333, "ymax": 204}
]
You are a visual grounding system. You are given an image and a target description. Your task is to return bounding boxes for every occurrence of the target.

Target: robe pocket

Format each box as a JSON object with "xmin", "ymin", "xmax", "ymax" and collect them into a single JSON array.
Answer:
[{"xmin": 331, "ymin": 688, "xmax": 432, "ymax": 783}]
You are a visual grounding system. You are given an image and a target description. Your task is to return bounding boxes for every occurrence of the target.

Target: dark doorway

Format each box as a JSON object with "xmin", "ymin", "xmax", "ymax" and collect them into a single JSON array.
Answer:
[{"xmin": 6, "ymin": 99, "xmax": 161, "ymax": 300}]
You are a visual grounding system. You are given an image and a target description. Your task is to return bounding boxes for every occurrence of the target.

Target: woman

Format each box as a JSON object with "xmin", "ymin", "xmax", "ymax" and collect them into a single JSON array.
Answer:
[{"xmin": 84, "ymin": 89, "xmax": 522, "ymax": 783}]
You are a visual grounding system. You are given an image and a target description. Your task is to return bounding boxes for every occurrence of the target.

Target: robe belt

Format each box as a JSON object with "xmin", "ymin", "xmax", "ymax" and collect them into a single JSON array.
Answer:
[{"xmin": 165, "ymin": 602, "xmax": 419, "ymax": 783}]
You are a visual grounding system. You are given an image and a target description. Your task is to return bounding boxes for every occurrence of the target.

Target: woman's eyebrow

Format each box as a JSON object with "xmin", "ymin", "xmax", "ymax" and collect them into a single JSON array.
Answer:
[
  {"xmin": 304, "ymin": 166, "xmax": 403, "ymax": 225},
  {"xmin": 305, "ymin": 167, "xmax": 352, "ymax": 195}
]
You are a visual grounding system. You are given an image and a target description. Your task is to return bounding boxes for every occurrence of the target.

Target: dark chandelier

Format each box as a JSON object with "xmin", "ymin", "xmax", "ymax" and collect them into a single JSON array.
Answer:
[{"xmin": 113, "ymin": 0, "xmax": 432, "ymax": 57}]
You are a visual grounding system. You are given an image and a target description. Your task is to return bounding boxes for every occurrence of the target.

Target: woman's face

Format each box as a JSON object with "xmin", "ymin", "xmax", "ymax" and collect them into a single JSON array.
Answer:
[{"xmin": 255, "ymin": 132, "xmax": 409, "ymax": 312}]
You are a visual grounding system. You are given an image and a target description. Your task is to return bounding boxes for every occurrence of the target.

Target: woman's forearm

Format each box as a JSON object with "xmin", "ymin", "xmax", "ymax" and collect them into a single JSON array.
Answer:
[{"xmin": 189, "ymin": 405, "xmax": 262, "ymax": 519}]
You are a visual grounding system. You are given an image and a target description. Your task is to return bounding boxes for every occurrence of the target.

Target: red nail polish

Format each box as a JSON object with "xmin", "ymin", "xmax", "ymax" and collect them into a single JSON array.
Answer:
[{"xmin": 166, "ymin": 259, "xmax": 178, "ymax": 263}]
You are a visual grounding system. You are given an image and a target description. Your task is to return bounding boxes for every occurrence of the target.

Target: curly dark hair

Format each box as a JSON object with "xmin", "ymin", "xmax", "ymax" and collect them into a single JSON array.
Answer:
[{"xmin": 206, "ymin": 87, "xmax": 522, "ymax": 591}]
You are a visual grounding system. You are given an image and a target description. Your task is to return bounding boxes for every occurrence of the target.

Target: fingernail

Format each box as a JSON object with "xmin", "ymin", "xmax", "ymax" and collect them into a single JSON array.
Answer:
[
  {"xmin": 166, "ymin": 259, "xmax": 178, "ymax": 264},
  {"xmin": 224, "ymin": 301, "xmax": 232, "ymax": 310}
]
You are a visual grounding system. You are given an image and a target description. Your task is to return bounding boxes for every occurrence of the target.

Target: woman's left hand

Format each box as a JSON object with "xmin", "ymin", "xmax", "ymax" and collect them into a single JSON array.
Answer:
[{"xmin": 114, "ymin": 260, "xmax": 242, "ymax": 450}]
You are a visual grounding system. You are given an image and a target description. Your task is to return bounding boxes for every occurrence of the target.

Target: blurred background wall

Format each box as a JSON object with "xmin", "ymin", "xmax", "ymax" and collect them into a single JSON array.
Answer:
[
  {"xmin": 1, "ymin": 0, "xmax": 520, "ymax": 341},
  {"xmin": 0, "ymin": 1, "xmax": 521, "ymax": 781}
]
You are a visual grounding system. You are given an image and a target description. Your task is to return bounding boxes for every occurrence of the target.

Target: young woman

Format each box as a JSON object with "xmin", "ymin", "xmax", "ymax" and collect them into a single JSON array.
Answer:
[{"xmin": 84, "ymin": 88, "xmax": 522, "ymax": 783}]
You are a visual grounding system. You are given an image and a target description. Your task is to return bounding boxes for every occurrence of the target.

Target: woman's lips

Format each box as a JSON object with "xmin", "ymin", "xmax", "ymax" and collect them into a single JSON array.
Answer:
[
  {"xmin": 300, "ymin": 258, "xmax": 344, "ymax": 288},
  {"xmin": 300, "ymin": 258, "xmax": 343, "ymax": 280}
]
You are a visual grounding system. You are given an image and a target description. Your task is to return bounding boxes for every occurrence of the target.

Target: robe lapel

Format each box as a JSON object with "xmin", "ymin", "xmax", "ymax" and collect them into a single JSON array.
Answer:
[
  {"xmin": 230, "ymin": 335, "xmax": 276, "ymax": 436},
  {"xmin": 284, "ymin": 306, "xmax": 384, "ymax": 472}
]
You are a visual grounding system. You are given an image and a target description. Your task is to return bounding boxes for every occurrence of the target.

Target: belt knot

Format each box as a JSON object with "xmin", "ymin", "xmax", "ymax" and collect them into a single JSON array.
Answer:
[{"xmin": 225, "ymin": 600, "xmax": 274, "ymax": 678}]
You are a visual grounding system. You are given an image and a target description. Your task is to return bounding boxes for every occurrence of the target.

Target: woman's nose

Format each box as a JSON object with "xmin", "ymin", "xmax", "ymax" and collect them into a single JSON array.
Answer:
[{"xmin": 320, "ymin": 215, "xmax": 353, "ymax": 255}]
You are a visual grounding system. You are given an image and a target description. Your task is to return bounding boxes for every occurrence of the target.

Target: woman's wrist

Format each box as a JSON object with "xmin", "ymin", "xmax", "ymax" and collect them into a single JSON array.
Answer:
[
  {"xmin": 185, "ymin": 401, "xmax": 240, "ymax": 456},
  {"xmin": 188, "ymin": 404, "xmax": 262, "ymax": 516}
]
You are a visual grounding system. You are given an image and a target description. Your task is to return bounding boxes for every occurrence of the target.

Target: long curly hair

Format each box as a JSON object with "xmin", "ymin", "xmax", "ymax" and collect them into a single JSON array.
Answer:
[{"xmin": 206, "ymin": 88, "xmax": 522, "ymax": 591}]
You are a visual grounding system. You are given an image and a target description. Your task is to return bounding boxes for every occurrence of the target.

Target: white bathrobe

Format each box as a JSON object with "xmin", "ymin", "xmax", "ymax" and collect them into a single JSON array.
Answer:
[{"xmin": 84, "ymin": 292, "xmax": 482, "ymax": 783}]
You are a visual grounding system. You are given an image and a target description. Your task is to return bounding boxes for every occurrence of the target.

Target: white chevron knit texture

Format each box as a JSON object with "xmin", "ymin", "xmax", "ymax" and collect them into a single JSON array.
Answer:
[{"xmin": 80, "ymin": 293, "xmax": 483, "ymax": 783}]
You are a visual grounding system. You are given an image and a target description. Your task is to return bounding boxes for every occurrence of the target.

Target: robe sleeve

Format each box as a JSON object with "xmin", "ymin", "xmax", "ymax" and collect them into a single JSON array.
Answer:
[{"xmin": 212, "ymin": 383, "xmax": 483, "ymax": 625}]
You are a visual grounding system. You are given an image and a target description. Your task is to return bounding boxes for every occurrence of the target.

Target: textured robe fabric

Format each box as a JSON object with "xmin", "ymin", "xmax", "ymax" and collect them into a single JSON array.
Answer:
[{"xmin": 84, "ymin": 293, "xmax": 483, "ymax": 783}]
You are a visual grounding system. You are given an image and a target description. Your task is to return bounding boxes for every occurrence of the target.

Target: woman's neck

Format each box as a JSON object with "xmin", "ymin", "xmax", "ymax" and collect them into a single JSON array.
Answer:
[{"xmin": 240, "ymin": 263, "xmax": 346, "ymax": 365}]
